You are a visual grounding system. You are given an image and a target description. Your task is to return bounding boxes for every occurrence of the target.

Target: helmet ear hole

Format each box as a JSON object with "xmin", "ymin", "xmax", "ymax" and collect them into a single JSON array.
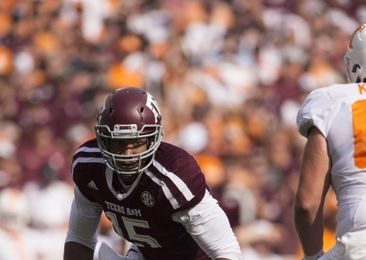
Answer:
[{"xmin": 352, "ymin": 64, "xmax": 361, "ymax": 73}]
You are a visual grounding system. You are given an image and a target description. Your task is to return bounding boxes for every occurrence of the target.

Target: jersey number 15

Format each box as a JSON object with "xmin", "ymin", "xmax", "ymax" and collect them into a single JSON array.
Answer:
[{"xmin": 105, "ymin": 211, "xmax": 162, "ymax": 248}]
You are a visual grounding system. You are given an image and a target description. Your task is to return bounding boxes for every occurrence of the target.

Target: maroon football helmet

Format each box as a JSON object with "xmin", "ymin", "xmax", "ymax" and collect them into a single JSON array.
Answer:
[{"xmin": 95, "ymin": 87, "xmax": 163, "ymax": 179}]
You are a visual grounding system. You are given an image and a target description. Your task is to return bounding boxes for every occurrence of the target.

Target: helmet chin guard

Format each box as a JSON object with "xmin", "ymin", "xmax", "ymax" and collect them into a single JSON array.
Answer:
[
  {"xmin": 95, "ymin": 87, "xmax": 163, "ymax": 178},
  {"xmin": 344, "ymin": 24, "xmax": 366, "ymax": 83}
]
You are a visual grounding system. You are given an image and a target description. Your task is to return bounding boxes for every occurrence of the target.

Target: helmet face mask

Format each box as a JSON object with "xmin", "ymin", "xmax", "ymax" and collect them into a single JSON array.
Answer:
[
  {"xmin": 96, "ymin": 124, "xmax": 162, "ymax": 175},
  {"xmin": 345, "ymin": 24, "xmax": 366, "ymax": 83},
  {"xmin": 95, "ymin": 88, "xmax": 163, "ymax": 182}
]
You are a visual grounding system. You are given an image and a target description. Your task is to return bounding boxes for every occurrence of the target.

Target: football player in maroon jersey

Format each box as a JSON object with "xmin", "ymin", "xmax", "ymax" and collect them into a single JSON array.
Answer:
[{"xmin": 63, "ymin": 87, "xmax": 242, "ymax": 260}]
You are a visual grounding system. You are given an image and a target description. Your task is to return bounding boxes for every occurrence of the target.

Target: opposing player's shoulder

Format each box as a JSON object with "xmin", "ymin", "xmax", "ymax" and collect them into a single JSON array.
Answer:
[
  {"xmin": 297, "ymin": 86, "xmax": 335, "ymax": 138},
  {"xmin": 304, "ymin": 83, "xmax": 359, "ymax": 103},
  {"xmin": 302, "ymin": 85, "xmax": 333, "ymax": 105},
  {"xmin": 297, "ymin": 83, "xmax": 359, "ymax": 137}
]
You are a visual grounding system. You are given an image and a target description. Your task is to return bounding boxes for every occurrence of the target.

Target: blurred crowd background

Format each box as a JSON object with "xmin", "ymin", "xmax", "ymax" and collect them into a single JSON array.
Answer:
[{"xmin": 0, "ymin": 0, "xmax": 363, "ymax": 259}]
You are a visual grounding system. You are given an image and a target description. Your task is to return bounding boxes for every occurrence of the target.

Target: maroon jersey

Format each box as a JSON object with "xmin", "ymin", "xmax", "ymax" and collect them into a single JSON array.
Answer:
[{"xmin": 72, "ymin": 139, "xmax": 209, "ymax": 260}]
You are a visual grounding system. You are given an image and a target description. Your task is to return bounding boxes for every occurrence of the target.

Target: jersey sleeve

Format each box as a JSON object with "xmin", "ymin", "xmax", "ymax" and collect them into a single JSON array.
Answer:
[
  {"xmin": 172, "ymin": 191, "xmax": 242, "ymax": 260},
  {"xmin": 71, "ymin": 143, "xmax": 104, "ymax": 203},
  {"xmin": 65, "ymin": 187, "xmax": 103, "ymax": 249},
  {"xmin": 297, "ymin": 88, "xmax": 333, "ymax": 138}
]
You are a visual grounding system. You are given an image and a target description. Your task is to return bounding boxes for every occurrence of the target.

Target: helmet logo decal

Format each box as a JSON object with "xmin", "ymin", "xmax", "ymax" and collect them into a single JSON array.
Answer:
[
  {"xmin": 97, "ymin": 97, "xmax": 108, "ymax": 123},
  {"xmin": 146, "ymin": 93, "xmax": 161, "ymax": 123},
  {"xmin": 100, "ymin": 101, "xmax": 106, "ymax": 114},
  {"xmin": 141, "ymin": 191, "xmax": 155, "ymax": 207}
]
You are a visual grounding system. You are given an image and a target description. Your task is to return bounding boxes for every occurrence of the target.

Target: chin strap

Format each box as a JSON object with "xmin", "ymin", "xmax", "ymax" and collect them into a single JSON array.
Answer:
[{"xmin": 302, "ymin": 250, "xmax": 325, "ymax": 260}]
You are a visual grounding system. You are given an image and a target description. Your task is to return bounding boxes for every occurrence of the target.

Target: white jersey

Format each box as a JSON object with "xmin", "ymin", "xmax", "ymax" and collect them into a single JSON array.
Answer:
[{"xmin": 297, "ymin": 83, "xmax": 366, "ymax": 237}]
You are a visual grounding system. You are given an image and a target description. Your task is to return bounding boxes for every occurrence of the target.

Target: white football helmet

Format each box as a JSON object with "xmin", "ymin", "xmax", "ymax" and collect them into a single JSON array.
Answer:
[{"xmin": 344, "ymin": 24, "xmax": 366, "ymax": 83}]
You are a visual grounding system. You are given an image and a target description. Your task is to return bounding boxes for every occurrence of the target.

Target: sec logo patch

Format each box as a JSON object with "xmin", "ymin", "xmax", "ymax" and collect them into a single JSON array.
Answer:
[{"xmin": 141, "ymin": 191, "xmax": 155, "ymax": 207}]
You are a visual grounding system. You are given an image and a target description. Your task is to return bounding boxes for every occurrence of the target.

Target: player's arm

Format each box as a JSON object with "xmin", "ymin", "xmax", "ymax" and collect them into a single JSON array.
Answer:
[
  {"xmin": 64, "ymin": 241, "xmax": 94, "ymax": 260},
  {"xmin": 293, "ymin": 127, "xmax": 331, "ymax": 258},
  {"xmin": 64, "ymin": 187, "xmax": 103, "ymax": 260},
  {"xmin": 172, "ymin": 190, "xmax": 242, "ymax": 260}
]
